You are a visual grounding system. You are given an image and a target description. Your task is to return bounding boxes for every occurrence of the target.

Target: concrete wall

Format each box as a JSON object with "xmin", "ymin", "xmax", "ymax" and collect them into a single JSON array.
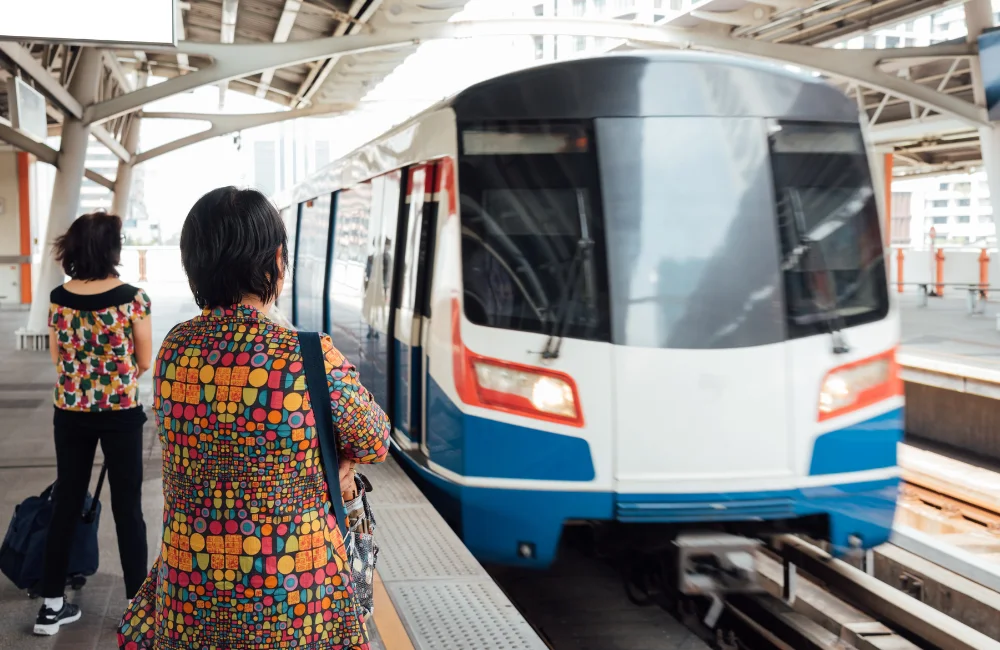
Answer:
[{"xmin": 0, "ymin": 151, "xmax": 22, "ymax": 307}]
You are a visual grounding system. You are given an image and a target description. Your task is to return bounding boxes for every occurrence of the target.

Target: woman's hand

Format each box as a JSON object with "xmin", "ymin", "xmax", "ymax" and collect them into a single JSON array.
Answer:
[{"xmin": 339, "ymin": 458, "xmax": 357, "ymax": 494}]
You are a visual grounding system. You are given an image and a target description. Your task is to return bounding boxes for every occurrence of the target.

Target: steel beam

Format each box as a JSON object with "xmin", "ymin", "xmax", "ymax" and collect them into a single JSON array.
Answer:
[
  {"xmin": 103, "ymin": 51, "xmax": 134, "ymax": 92},
  {"xmin": 134, "ymin": 102, "xmax": 353, "ymax": 163},
  {"xmin": 84, "ymin": 169, "xmax": 115, "ymax": 190},
  {"xmin": 258, "ymin": 0, "xmax": 302, "ymax": 98},
  {"xmin": 112, "ymin": 71, "xmax": 149, "ymax": 217},
  {"xmin": 0, "ymin": 42, "xmax": 82, "ymax": 118},
  {"xmin": 91, "ymin": 124, "xmax": 131, "ymax": 162},
  {"xmin": 83, "ymin": 19, "xmax": 987, "ymax": 129},
  {"xmin": 0, "ymin": 120, "xmax": 59, "ymax": 164},
  {"xmin": 217, "ymin": 0, "xmax": 240, "ymax": 108}
]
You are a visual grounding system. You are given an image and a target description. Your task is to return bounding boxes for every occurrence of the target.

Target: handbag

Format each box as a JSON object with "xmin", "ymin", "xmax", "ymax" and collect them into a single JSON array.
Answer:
[
  {"xmin": 300, "ymin": 332, "xmax": 379, "ymax": 620},
  {"xmin": 1, "ymin": 465, "xmax": 106, "ymax": 594}
]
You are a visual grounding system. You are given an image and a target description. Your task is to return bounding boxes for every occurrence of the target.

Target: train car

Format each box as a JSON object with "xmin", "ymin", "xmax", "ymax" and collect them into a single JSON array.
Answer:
[{"xmin": 273, "ymin": 51, "xmax": 902, "ymax": 588}]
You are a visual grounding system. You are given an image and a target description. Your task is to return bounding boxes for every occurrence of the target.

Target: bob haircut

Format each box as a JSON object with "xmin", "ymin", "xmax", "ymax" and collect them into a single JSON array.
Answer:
[
  {"xmin": 52, "ymin": 211, "xmax": 122, "ymax": 280},
  {"xmin": 180, "ymin": 186, "xmax": 288, "ymax": 309}
]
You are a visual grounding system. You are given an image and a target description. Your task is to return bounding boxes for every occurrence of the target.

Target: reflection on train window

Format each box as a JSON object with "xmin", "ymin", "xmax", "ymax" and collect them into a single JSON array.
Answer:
[
  {"xmin": 458, "ymin": 122, "xmax": 610, "ymax": 341},
  {"xmin": 295, "ymin": 195, "xmax": 332, "ymax": 332},
  {"xmin": 598, "ymin": 117, "xmax": 784, "ymax": 349},
  {"xmin": 768, "ymin": 122, "xmax": 888, "ymax": 338}
]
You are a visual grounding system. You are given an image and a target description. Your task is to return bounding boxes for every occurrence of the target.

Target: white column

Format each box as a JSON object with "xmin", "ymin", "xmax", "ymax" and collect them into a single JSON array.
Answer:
[
  {"xmin": 19, "ymin": 47, "xmax": 103, "ymax": 341},
  {"xmin": 965, "ymin": 0, "xmax": 1000, "ymax": 222},
  {"xmin": 111, "ymin": 72, "xmax": 147, "ymax": 218}
]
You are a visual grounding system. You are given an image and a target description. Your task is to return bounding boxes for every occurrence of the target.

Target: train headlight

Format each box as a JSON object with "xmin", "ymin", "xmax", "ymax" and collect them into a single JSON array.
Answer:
[
  {"xmin": 471, "ymin": 360, "xmax": 580, "ymax": 422},
  {"xmin": 817, "ymin": 349, "xmax": 901, "ymax": 421}
]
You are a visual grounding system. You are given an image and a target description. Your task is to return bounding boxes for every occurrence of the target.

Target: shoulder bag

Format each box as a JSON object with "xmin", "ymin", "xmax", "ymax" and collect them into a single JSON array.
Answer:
[{"xmin": 300, "ymin": 332, "xmax": 379, "ymax": 621}]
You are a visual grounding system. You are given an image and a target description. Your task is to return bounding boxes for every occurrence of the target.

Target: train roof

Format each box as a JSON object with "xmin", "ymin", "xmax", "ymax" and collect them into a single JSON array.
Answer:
[{"xmin": 446, "ymin": 50, "xmax": 857, "ymax": 123}]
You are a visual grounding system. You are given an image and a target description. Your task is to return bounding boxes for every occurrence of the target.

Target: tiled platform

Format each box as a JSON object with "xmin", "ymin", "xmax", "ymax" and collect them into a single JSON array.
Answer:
[
  {"xmin": 900, "ymin": 292, "xmax": 1000, "ymax": 370},
  {"xmin": 0, "ymin": 282, "xmax": 546, "ymax": 650}
]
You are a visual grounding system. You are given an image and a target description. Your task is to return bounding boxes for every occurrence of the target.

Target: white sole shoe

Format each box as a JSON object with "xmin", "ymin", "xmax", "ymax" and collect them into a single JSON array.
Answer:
[{"xmin": 32, "ymin": 609, "xmax": 81, "ymax": 636}]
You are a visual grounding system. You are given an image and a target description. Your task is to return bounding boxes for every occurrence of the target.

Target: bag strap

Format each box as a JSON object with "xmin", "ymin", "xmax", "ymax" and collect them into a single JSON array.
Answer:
[
  {"xmin": 300, "ymin": 332, "xmax": 349, "ymax": 541},
  {"xmin": 82, "ymin": 464, "xmax": 107, "ymax": 520}
]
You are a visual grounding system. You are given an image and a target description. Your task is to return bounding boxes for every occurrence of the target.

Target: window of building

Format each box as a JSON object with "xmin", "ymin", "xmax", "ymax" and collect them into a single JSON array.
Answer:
[
  {"xmin": 905, "ymin": 38, "xmax": 917, "ymax": 47},
  {"xmin": 904, "ymin": 21, "xmax": 915, "ymax": 32},
  {"xmin": 574, "ymin": 35, "xmax": 587, "ymax": 51},
  {"xmin": 932, "ymin": 216, "xmax": 949, "ymax": 224},
  {"xmin": 980, "ymin": 198, "xmax": 992, "ymax": 207},
  {"xmin": 533, "ymin": 35, "xmax": 544, "ymax": 59},
  {"xmin": 863, "ymin": 35, "xmax": 877, "ymax": 49},
  {"xmin": 955, "ymin": 182, "xmax": 972, "ymax": 193},
  {"xmin": 981, "ymin": 215, "xmax": 994, "ymax": 223},
  {"xmin": 884, "ymin": 36, "xmax": 900, "ymax": 48},
  {"xmin": 930, "ymin": 199, "xmax": 948, "ymax": 208},
  {"xmin": 572, "ymin": 0, "xmax": 585, "ymax": 16},
  {"xmin": 957, "ymin": 198, "xmax": 971, "ymax": 207},
  {"xmin": 939, "ymin": 182, "xmax": 949, "ymax": 191},
  {"xmin": 594, "ymin": 0, "xmax": 606, "ymax": 11},
  {"xmin": 957, "ymin": 215, "xmax": 971, "ymax": 224},
  {"xmin": 670, "ymin": 0, "xmax": 681, "ymax": 8},
  {"xmin": 533, "ymin": 3, "xmax": 544, "ymax": 16}
]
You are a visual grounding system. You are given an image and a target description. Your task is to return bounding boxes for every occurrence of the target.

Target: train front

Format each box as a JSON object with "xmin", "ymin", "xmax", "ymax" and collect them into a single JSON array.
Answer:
[{"xmin": 449, "ymin": 52, "xmax": 901, "ymax": 576}]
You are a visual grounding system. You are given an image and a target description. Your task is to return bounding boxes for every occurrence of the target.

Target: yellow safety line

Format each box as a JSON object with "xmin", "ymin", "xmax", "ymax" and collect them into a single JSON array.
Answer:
[{"xmin": 372, "ymin": 570, "xmax": 416, "ymax": 650}]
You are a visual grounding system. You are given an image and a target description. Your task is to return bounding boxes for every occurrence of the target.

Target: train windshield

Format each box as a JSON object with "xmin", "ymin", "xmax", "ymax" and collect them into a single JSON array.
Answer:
[
  {"xmin": 458, "ymin": 123, "xmax": 611, "ymax": 342},
  {"xmin": 768, "ymin": 122, "xmax": 888, "ymax": 337}
]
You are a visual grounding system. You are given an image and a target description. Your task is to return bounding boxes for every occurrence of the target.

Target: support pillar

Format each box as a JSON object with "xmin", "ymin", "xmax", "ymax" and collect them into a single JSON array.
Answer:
[
  {"xmin": 111, "ymin": 71, "xmax": 147, "ymax": 219},
  {"xmin": 965, "ymin": 0, "xmax": 1000, "ymax": 226},
  {"xmin": 17, "ymin": 152, "xmax": 32, "ymax": 304},
  {"xmin": 883, "ymin": 152, "xmax": 893, "ymax": 248},
  {"xmin": 111, "ymin": 115, "xmax": 143, "ymax": 217},
  {"xmin": 17, "ymin": 47, "xmax": 103, "ymax": 348}
]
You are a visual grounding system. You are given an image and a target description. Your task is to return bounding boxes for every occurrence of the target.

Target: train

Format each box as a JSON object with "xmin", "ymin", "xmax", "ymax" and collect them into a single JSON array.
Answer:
[{"xmin": 273, "ymin": 51, "xmax": 902, "ymax": 589}]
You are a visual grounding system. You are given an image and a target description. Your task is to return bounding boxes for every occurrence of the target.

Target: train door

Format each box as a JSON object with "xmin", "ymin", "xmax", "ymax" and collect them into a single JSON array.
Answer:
[
  {"xmin": 358, "ymin": 172, "xmax": 403, "ymax": 412},
  {"xmin": 391, "ymin": 164, "xmax": 435, "ymax": 451},
  {"xmin": 294, "ymin": 195, "xmax": 334, "ymax": 332}
]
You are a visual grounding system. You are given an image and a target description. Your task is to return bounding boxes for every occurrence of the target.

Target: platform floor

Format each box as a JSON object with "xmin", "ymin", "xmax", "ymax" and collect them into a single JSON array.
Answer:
[
  {"xmin": 900, "ymin": 292, "xmax": 1000, "ymax": 370},
  {"xmin": 0, "ymin": 282, "xmax": 548, "ymax": 650}
]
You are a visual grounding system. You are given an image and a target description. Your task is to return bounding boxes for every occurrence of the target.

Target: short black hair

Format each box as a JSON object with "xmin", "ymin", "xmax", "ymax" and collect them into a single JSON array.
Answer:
[
  {"xmin": 180, "ymin": 186, "xmax": 288, "ymax": 309},
  {"xmin": 52, "ymin": 211, "xmax": 122, "ymax": 280}
]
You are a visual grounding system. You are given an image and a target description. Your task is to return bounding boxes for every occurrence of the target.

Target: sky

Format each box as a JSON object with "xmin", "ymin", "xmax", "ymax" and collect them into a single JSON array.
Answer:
[{"xmin": 135, "ymin": 0, "xmax": 536, "ymax": 237}]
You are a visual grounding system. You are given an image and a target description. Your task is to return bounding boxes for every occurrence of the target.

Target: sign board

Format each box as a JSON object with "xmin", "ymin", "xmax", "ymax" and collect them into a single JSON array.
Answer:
[
  {"xmin": 980, "ymin": 29, "xmax": 1000, "ymax": 121},
  {"xmin": 0, "ymin": 0, "xmax": 176, "ymax": 47},
  {"xmin": 7, "ymin": 78, "xmax": 48, "ymax": 142}
]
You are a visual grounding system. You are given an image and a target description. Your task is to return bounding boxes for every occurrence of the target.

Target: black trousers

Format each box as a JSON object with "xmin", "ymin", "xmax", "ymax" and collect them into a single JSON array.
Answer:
[{"xmin": 41, "ymin": 413, "xmax": 149, "ymax": 599}]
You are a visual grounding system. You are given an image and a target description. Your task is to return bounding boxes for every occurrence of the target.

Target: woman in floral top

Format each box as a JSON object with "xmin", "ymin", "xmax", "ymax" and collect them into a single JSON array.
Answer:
[
  {"xmin": 35, "ymin": 212, "xmax": 153, "ymax": 636},
  {"xmin": 118, "ymin": 187, "xmax": 390, "ymax": 650}
]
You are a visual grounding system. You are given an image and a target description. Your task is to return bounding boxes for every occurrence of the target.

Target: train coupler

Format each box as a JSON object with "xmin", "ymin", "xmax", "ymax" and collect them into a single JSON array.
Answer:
[{"xmin": 674, "ymin": 533, "xmax": 763, "ymax": 596}]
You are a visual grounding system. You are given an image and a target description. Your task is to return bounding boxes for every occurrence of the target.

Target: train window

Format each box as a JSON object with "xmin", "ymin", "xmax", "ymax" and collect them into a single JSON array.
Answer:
[
  {"xmin": 295, "ymin": 195, "xmax": 333, "ymax": 332},
  {"xmin": 768, "ymin": 122, "xmax": 888, "ymax": 338},
  {"xmin": 598, "ymin": 117, "xmax": 785, "ymax": 349},
  {"xmin": 458, "ymin": 122, "xmax": 610, "ymax": 341}
]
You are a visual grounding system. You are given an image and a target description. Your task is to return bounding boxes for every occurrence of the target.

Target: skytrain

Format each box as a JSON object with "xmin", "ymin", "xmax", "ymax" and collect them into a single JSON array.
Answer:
[{"xmin": 274, "ymin": 51, "xmax": 901, "ymax": 587}]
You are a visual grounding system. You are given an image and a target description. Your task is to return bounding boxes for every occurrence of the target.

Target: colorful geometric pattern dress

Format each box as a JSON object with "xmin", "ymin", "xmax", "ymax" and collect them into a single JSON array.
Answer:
[{"xmin": 118, "ymin": 305, "xmax": 390, "ymax": 650}]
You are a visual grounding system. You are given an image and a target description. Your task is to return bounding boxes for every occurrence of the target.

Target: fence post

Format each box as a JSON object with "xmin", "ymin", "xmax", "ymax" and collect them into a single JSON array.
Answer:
[
  {"xmin": 935, "ymin": 248, "xmax": 945, "ymax": 296},
  {"xmin": 980, "ymin": 248, "xmax": 990, "ymax": 300},
  {"xmin": 896, "ymin": 249, "xmax": 904, "ymax": 293},
  {"xmin": 138, "ymin": 249, "xmax": 148, "ymax": 282}
]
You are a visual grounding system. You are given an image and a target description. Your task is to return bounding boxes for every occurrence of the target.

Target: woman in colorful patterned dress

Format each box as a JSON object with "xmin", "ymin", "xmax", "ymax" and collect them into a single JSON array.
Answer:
[
  {"xmin": 35, "ymin": 212, "xmax": 153, "ymax": 636},
  {"xmin": 119, "ymin": 187, "xmax": 390, "ymax": 650}
]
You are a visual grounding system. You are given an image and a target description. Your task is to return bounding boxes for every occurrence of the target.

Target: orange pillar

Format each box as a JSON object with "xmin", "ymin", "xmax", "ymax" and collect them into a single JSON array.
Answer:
[
  {"xmin": 980, "ymin": 248, "xmax": 990, "ymax": 299},
  {"xmin": 896, "ymin": 248, "xmax": 905, "ymax": 293},
  {"xmin": 138, "ymin": 249, "xmax": 148, "ymax": 282},
  {"xmin": 935, "ymin": 248, "xmax": 945, "ymax": 296},
  {"xmin": 883, "ymin": 152, "xmax": 893, "ymax": 248},
  {"xmin": 16, "ymin": 152, "xmax": 32, "ymax": 305}
]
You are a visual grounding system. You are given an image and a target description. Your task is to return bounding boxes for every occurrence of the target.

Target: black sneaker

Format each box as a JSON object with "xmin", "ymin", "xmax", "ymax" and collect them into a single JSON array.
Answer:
[{"xmin": 33, "ymin": 602, "xmax": 81, "ymax": 636}]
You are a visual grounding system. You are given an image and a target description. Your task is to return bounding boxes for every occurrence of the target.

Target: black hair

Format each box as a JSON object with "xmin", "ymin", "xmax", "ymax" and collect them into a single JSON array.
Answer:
[
  {"xmin": 52, "ymin": 211, "xmax": 122, "ymax": 280},
  {"xmin": 180, "ymin": 186, "xmax": 288, "ymax": 309}
]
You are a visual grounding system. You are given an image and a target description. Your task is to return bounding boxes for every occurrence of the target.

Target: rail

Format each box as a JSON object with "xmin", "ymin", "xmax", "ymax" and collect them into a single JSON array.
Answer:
[{"xmin": 897, "ymin": 281, "xmax": 996, "ymax": 313}]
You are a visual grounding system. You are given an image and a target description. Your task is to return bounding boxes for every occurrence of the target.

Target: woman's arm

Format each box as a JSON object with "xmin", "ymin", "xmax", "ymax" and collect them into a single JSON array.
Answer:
[
  {"xmin": 133, "ymin": 315, "xmax": 152, "ymax": 378},
  {"xmin": 48, "ymin": 329, "xmax": 59, "ymax": 367},
  {"xmin": 321, "ymin": 335, "xmax": 390, "ymax": 466},
  {"xmin": 131, "ymin": 289, "xmax": 153, "ymax": 378}
]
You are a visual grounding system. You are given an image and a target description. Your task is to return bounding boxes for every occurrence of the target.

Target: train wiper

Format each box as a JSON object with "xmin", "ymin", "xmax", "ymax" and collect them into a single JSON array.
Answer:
[
  {"xmin": 541, "ymin": 190, "xmax": 594, "ymax": 360},
  {"xmin": 783, "ymin": 192, "xmax": 850, "ymax": 356}
]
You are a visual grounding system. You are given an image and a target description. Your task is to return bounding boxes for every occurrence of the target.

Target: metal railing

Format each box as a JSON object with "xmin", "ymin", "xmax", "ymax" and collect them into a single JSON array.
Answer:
[{"xmin": 898, "ymin": 281, "xmax": 995, "ymax": 313}]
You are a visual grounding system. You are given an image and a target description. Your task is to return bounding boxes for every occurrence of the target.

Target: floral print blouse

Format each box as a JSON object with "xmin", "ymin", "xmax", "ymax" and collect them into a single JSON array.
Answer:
[
  {"xmin": 118, "ymin": 305, "xmax": 390, "ymax": 650},
  {"xmin": 49, "ymin": 284, "xmax": 150, "ymax": 414}
]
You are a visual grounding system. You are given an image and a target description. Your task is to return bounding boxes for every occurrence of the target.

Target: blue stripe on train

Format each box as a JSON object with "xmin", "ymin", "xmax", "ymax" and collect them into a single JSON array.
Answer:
[
  {"xmin": 424, "ymin": 375, "xmax": 596, "ymax": 481},
  {"xmin": 394, "ymin": 449, "xmax": 899, "ymax": 567},
  {"xmin": 808, "ymin": 407, "xmax": 903, "ymax": 476}
]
